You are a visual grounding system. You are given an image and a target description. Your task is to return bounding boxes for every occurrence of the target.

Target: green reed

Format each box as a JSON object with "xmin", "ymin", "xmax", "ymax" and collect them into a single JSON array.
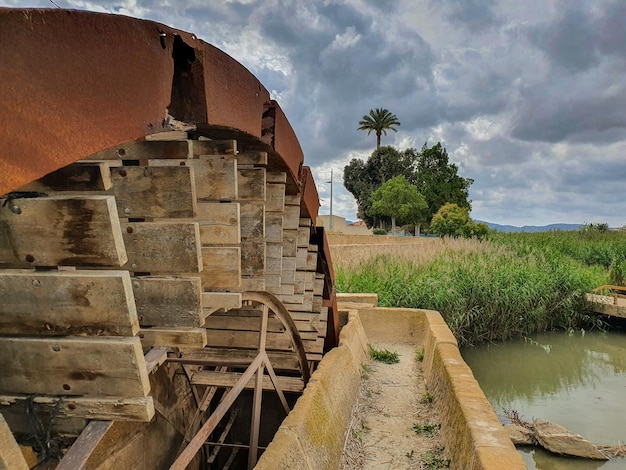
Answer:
[{"xmin": 335, "ymin": 236, "xmax": 609, "ymax": 347}]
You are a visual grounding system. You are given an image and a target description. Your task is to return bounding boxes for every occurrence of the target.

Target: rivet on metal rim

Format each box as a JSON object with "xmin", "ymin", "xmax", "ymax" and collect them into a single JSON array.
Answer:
[{"xmin": 10, "ymin": 206, "xmax": 21, "ymax": 215}]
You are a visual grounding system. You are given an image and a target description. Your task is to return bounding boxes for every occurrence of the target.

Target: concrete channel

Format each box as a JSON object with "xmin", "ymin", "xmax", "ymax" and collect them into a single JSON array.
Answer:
[{"xmin": 256, "ymin": 293, "xmax": 526, "ymax": 470}]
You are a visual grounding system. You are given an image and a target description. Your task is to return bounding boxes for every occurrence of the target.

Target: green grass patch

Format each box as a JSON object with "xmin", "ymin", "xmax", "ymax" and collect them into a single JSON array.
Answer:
[
  {"xmin": 415, "ymin": 346, "xmax": 425, "ymax": 362},
  {"xmin": 412, "ymin": 420, "xmax": 440, "ymax": 438},
  {"xmin": 336, "ymin": 233, "xmax": 611, "ymax": 347},
  {"xmin": 368, "ymin": 344, "xmax": 400, "ymax": 364}
]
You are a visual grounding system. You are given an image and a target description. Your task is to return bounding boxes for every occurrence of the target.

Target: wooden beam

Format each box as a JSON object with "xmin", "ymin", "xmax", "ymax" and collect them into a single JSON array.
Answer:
[
  {"xmin": 87, "ymin": 140, "xmax": 189, "ymax": 160},
  {"xmin": 56, "ymin": 421, "xmax": 114, "ymax": 470},
  {"xmin": 190, "ymin": 370, "xmax": 303, "ymax": 393},
  {"xmin": 0, "ymin": 413, "xmax": 28, "ymax": 470},
  {"xmin": 190, "ymin": 156, "xmax": 238, "ymax": 201},
  {"xmin": 173, "ymin": 347, "xmax": 301, "ymax": 373},
  {"xmin": 0, "ymin": 270, "xmax": 139, "ymax": 336},
  {"xmin": 192, "ymin": 139, "xmax": 237, "ymax": 156},
  {"xmin": 237, "ymin": 168, "xmax": 266, "ymax": 201},
  {"xmin": 19, "ymin": 162, "xmax": 113, "ymax": 192},
  {"xmin": 132, "ymin": 276, "xmax": 202, "ymax": 328},
  {"xmin": 0, "ymin": 396, "xmax": 154, "ymax": 422},
  {"xmin": 201, "ymin": 292, "xmax": 242, "ymax": 311},
  {"xmin": 110, "ymin": 166, "xmax": 197, "ymax": 219},
  {"xmin": 0, "ymin": 195, "xmax": 127, "ymax": 267},
  {"xmin": 122, "ymin": 222, "xmax": 202, "ymax": 273},
  {"xmin": 0, "ymin": 337, "xmax": 150, "ymax": 398},
  {"xmin": 144, "ymin": 347, "xmax": 169, "ymax": 374},
  {"xmin": 199, "ymin": 247, "xmax": 241, "ymax": 290},
  {"xmin": 196, "ymin": 202, "xmax": 240, "ymax": 245},
  {"xmin": 139, "ymin": 328, "xmax": 207, "ymax": 348}
]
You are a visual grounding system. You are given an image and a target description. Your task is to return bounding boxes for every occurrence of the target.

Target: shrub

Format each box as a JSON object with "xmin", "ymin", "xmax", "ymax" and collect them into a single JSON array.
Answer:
[{"xmin": 372, "ymin": 228, "xmax": 387, "ymax": 235}]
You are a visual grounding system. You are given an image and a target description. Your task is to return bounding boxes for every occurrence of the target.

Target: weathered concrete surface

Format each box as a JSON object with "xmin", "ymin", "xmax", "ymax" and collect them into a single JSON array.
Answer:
[
  {"xmin": 256, "ymin": 310, "xmax": 368, "ymax": 470},
  {"xmin": 534, "ymin": 420, "xmax": 609, "ymax": 460},
  {"xmin": 350, "ymin": 299, "xmax": 525, "ymax": 470},
  {"xmin": 259, "ymin": 294, "xmax": 524, "ymax": 469}
]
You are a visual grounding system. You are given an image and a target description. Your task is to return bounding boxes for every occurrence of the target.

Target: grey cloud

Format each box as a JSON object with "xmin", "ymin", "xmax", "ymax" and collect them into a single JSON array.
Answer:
[{"xmin": 430, "ymin": 0, "xmax": 500, "ymax": 32}]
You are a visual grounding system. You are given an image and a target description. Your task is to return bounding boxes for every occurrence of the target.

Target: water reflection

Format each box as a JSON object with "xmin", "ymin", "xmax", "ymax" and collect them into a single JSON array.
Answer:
[{"xmin": 462, "ymin": 331, "xmax": 626, "ymax": 470}]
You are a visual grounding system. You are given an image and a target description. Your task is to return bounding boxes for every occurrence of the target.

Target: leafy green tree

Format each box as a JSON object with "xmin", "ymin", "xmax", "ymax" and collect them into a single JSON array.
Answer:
[
  {"xmin": 344, "ymin": 146, "xmax": 416, "ymax": 226},
  {"xmin": 358, "ymin": 108, "xmax": 401, "ymax": 149},
  {"xmin": 343, "ymin": 142, "xmax": 473, "ymax": 229},
  {"xmin": 370, "ymin": 176, "xmax": 428, "ymax": 234},
  {"xmin": 430, "ymin": 203, "xmax": 488, "ymax": 239},
  {"xmin": 412, "ymin": 143, "xmax": 474, "ymax": 222}
]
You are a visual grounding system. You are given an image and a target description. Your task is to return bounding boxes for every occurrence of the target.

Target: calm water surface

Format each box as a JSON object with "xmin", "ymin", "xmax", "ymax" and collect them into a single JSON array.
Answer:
[{"xmin": 462, "ymin": 331, "xmax": 626, "ymax": 469}]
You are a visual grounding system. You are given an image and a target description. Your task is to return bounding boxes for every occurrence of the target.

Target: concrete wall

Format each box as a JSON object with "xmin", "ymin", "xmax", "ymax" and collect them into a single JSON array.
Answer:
[
  {"xmin": 316, "ymin": 216, "xmax": 371, "ymax": 236},
  {"xmin": 257, "ymin": 293, "xmax": 525, "ymax": 469}
]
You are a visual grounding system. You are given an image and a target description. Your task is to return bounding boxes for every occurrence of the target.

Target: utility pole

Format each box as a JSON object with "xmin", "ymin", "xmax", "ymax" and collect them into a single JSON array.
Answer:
[{"xmin": 327, "ymin": 169, "xmax": 333, "ymax": 231}]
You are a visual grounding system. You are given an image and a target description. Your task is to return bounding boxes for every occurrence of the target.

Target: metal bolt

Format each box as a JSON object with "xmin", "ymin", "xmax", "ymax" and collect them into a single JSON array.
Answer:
[
  {"xmin": 52, "ymin": 344, "xmax": 60, "ymax": 352},
  {"xmin": 132, "ymin": 281, "xmax": 140, "ymax": 289},
  {"xmin": 126, "ymin": 226, "xmax": 134, "ymax": 234},
  {"xmin": 119, "ymin": 169, "xmax": 127, "ymax": 177},
  {"xmin": 63, "ymin": 384, "xmax": 71, "ymax": 391},
  {"xmin": 32, "ymin": 279, "xmax": 41, "ymax": 288},
  {"xmin": 143, "ymin": 167, "xmax": 153, "ymax": 177},
  {"xmin": 131, "ymin": 263, "xmax": 138, "ymax": 270},
  {"xmin": 124, "ymin": 207, "xmax": 131, "ymax": 215},
  {"xmin": 25, "ymin": 254, "xmax": 35, "ymax": 263},
  {"xmin": 10, "ymin": 206, "xmax": 21, "ymax": 215}
]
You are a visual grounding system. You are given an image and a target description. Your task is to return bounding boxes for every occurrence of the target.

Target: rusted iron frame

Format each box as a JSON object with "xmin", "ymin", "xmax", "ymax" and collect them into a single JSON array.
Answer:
[
  {"xmin": 247, "ymin": 302, "xmax": 268, "ymax": 470},
  {"xmin": 169, "ymin": 353, "xmax": 264, "ymax": 469},
  {"xmin": 206, "ymin": 409, "xmax": 238, "ymax": 464}
]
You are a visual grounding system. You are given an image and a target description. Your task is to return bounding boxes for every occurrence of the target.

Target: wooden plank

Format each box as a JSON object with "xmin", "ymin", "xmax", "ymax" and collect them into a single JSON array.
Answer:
[
  {"xmin": 192, "ymin": 139, "xmax": 237, "ymax": 156},
  {"xmin": 56, "ymin": 421, "xmax": 114, "ymax": 470},
  {"xmin": 296, "ymin": 247, "xmax": 308, "ymax": 270},
  {"xmin": 139, "ymin": 328, "xmax": 207, "ymax": 348},
  {"xmin": 110, "ymin": 166, "xmax": 197, "ymax": 218},
  {"xmin": 266, "ymin": 172, "xmax": 287, "ymax": 184},
  {"xmin": 265, "ymin": 183, "xmax": 285, "ymax": 213},
  {"xmin": 241, "ymin": 240, "xmax": 265, "ymax": 277},
  {"xmin": 132, "ymin": 276, "xmax": 202, "ymax": 327},
  {"xmin": 282, "ymin": 257, "xmax": 296, "ymax": 285},
  {"xmin": 282, "ymin": 229, "xmax": 297, "ymax": 257},
  {"xmin": 294, "ymin": 271, "xmax": 305, "ymax": 295},
  {"xmin": 175, "ymin": 348, "xmax": 300, "ymax": 372},
  {"xmin": 239, "ymin": 202, "xmax": 265, "ymax": 240},
  {"xmin": 200, "ymin": 247, "xmax": 241, "ymax": 289},
  {"xmin": 266, "ymin": 243, "xmax": 283, "ymax": 275},
  {"xmin": 190, "ymin": 156, "xmax": 238, "ymax": 200},
  {"xmin": 144, "ymin": 347, "xmax": 169, "ymax": 374},
  {"xmin": 0, "ymin": 396, "xmax": 154, "ymax": 422},
  {"xmin": 204, "ymin": 315, "xmax": 285, "ymax": 333},
  {"xmin": 87, "ymin": 140, "xmax": 189, "ymax": 160},
  {"xmin": 284, "ymin": 195, "xmax": 300, "ymax": 206},
  {"xmin": 307, "ymin": 251, "xmax": 318, "ymax": 271},
  {"xmin": 0, "ymin": 413, "xmax": 28, "ymax": 470},
  {"xmin": 283, "ymin": 205, "xmax": 300, "ymax": 230},
  {"xmin": 196, "ymin": 202, "xmax": 240, "ymax": 245},
  {"xmin": 0, "ymin": 337, "xmax": 150, "ymax": 398},
  {"xmin": 265, "ymin": 212, "xmax": 283, "ymax": 243},
  {"xmin": 264, "ymin": 274, "xmax": 281, "ymax": 289},
  {"xmin": 0, "ymin": 270, "xmax": 139, "ymax": 336},
  {"xmin": 237, "ymin": 168, "xmax": 266, "ymax": 201},
  {"xmin": 190, "ymin": 371, "xmax": 303, "ymax": 393},
  {"xmin": 145, "ymin": 131, "xmax": 188, "ymax": 141},
  {"xmin": 122, "ymin": 222, "xmax": 202, "ymax": 273},
  {"xmin": 204, "ymin": 330, "xmax": 293, "ymax": 351},
  {"xmin": 19, "ymin": 162, "xmax": 113, "ymax": 192},
  {"xmin": 202, "ymin": 292, "xmax": 242, "ymax": 310},
  {"xmin": 0, "ymin": 195, "xmax": 127, "ymax": 267},
  {"xmin": 235, "ymin": 151, "xmax": 268, "ymax": 166},
  {"xmin": 297, "ymin": 226, "xmax": 310, "ymax": 247},
  {"xmin": 240, "ymin": 278, "xmax": 265, "ymax": 291},
  {"xmin": 269, "ymin": 283, "xmax": 294, "ymax": 296}
]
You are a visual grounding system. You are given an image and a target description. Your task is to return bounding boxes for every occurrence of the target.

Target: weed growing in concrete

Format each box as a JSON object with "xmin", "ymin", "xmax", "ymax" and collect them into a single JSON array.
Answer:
[
  {"xmin": 420, "ymin": 445, "xmax": 450, "ymax": 469},
  {"xmin": 405, "ymin": 450, "xmax": 414, "ymax": 459},
  {"xmin": 415, "ymin": 346, "xmax": 425, "ymax": 362},
  {"xmin": 413, "ymin": 420, "xmax": 440, "ymax": 438},
  {"xmin": 368, "ymin": 344, "xmax": 400, "ymax": 364},
  {"xmin": 360, "ymin": 363, "xmax": 371, "ymax": 379},
  {"xmin": 420, "ymin": 384, "xmax": 433, "ymax": 405}
]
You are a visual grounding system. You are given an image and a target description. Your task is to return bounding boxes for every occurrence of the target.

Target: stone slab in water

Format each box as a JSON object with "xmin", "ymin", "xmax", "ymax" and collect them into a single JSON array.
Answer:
[{"xmin": 533, "ymin": 420, "xmax": 608, "ymax": 460}]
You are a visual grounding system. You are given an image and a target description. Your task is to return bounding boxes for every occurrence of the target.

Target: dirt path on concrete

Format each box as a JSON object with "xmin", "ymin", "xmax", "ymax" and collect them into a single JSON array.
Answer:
[{"xmin": 340, "ymin": 342, "xmax": 448, "ymax": 469}]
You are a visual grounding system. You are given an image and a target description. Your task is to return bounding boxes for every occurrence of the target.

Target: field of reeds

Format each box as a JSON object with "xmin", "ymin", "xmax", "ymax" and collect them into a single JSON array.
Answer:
[{"xmin": 331, "ymin": 231, "xmax": 626, "ymax": 347}]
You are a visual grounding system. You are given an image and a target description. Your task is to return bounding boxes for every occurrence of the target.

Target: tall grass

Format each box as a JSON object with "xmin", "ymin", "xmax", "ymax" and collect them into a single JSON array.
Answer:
[{"xmin": 334, "ymin": 235, "xmax": 610, "ymax": 347}]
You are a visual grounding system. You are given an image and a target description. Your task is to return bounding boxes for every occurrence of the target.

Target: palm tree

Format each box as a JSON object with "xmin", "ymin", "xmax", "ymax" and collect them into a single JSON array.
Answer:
[{"xmin": 357, "ymin": 108, "xmax": 401, "ymax": 149}]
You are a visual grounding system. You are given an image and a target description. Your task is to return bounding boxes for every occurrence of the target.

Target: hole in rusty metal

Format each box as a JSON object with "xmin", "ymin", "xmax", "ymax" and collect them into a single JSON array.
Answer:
[{"xmin": 159, "ymin": 31, "xmax": 167, "ymax": 49}]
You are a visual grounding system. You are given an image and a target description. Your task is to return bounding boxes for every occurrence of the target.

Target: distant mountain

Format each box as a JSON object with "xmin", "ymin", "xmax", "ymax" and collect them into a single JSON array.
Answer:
[{"xmin": 476, "ymin": 221, "xmax": 581, "ymax": 233}]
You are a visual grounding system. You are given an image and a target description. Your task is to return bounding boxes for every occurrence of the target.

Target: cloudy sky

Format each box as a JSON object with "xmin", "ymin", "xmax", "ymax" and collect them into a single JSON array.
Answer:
[{"xmin": 5, "ymin": 0, "xmax": 626, "ymax": 227}]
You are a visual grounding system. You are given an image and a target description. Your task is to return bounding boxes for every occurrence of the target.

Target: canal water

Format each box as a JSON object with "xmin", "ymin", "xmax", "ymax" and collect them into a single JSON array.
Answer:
[{"xmin": 461, "ymin": 330, "xmax": 626, "ymax": 469}]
